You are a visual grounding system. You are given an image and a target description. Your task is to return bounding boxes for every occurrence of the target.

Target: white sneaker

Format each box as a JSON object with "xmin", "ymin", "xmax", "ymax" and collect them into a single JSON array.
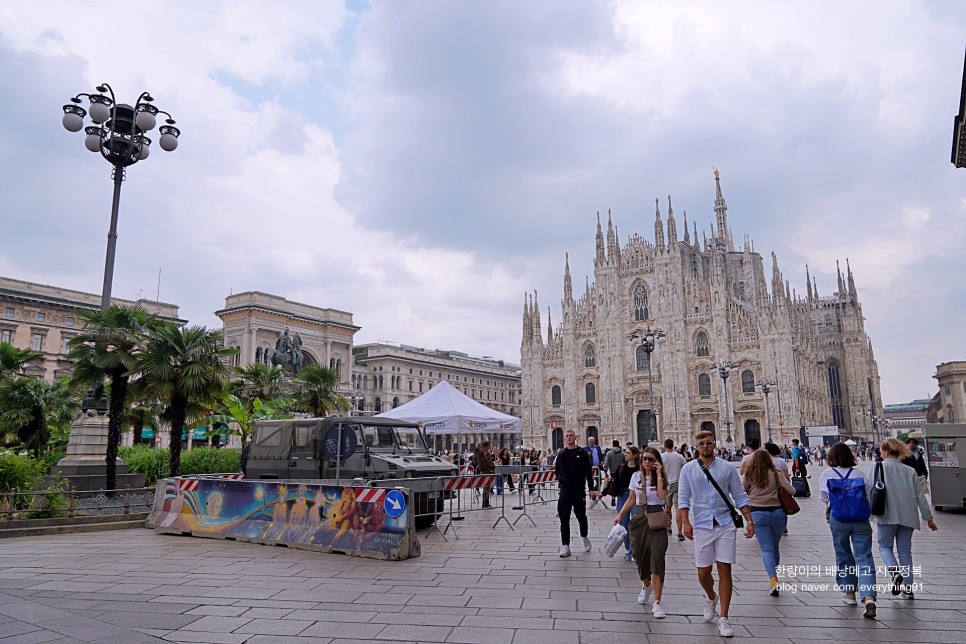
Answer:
[
  {"xmin": 638, "ymin": 585, "xmax": 652, "ymax": 605},
  {"xmin": 842, "ymin": 591, "xmax": 857, "ymax": 605},
  {"xmin": 702, "ymin": 595, "xmax": 718, "ymax": 622},
  {"xmin": 718, "ymin": 617, "xmax": 734, "ymax": 637},
  {"xmin": 652, "ymin": 601, "xmax": 666, "ymax": 619},
  {"xmin": 582, "ymin": 536, "xmax": 592, "ymax": 552},
  {"xmin": 558, "ymin": 544, "xmax": 571, "ymax": 557}
]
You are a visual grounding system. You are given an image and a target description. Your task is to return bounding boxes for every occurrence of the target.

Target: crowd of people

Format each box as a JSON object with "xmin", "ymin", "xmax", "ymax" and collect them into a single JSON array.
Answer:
[{"xmin": 542, "ymin": 431, "xmax": 939, "ymax": 638}]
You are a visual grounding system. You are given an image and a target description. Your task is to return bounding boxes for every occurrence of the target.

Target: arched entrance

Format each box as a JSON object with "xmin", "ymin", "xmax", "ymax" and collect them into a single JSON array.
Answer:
[
  {"xmin": 636, "ymin": 410, "xmax": 655, "ymax": 446},
  {"xmin": 700, "ymin": 421, "xmax": 716, "ymax": 436},
  {"xmin": 743, "ymin": 419, "xmax": 761, "ymax": 446},
  {"xmin": 552, "ymin": 427, "xmax": 563, "ymax": 451},
  {"xmin": 585, "ymin": 426, "xmax": 599, "ymax": 444}
]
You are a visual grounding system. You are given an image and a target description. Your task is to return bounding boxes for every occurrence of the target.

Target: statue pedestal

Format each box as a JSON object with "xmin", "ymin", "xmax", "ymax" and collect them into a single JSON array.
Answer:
[{"xmin": 52, "ymin": 411, "xmax": 145, "ymax": 491}]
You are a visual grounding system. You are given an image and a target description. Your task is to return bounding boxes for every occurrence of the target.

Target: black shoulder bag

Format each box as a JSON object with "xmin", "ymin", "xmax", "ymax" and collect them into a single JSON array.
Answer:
[
  {"xmin": 870, "ymin": 461, "xmax": 887, "ymax": 516},
  {"xmin": 699, "ymin": 462, "xmax": 744, "ymax": 528}
]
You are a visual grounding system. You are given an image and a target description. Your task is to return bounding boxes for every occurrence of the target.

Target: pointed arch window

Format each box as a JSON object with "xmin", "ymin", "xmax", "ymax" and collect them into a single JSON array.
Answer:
[
  {"xmin": 584, "ymin": 343, "xmax": 596, "ymax": 368},
  {"xmin": 741, "ymin": 370, "xmax": 755, "ymax": 394},
  {"xmin": 585, "ymin": 383, "xmax": 596, "ymax": 404},
  {"xmin": 633, "ymin": 284, "xmax": 649, "ymax": 321},
  {"xmin": 551, "ymin": 385, "xmax": 561, "ymax": 407},
  {"xmin": 698, "ymin": 373, "xmax": 711, "ymax": 397},
  {"xmin": 695, "ymin": 331, "xmax": 710, "ymax": 357},
  {"xmin": 636, "ymin": 344, "xmax": 650, "ymax": 372}
]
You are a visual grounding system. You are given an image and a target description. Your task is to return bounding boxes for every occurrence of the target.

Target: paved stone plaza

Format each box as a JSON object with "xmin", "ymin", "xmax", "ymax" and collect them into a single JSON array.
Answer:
[{"xmin": 0, "ymin": 463, "xmax": 963, "ymax": 643}]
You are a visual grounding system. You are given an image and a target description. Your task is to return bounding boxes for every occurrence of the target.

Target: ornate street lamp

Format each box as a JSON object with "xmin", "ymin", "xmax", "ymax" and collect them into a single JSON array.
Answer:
[
  {"xmin": 757, "ymin": 381, "xmax": 778, "ymax": 443},
  {"xmin": 630, "ymin": 327, "xmax": 665, "ymax": 446},
  {"xmin": 714, "ymin": 361, "xmax": 738, "ymax": 445},
  {"xmin": 62, "ymin": 83, "xmax": 180, "ymax": 309}
]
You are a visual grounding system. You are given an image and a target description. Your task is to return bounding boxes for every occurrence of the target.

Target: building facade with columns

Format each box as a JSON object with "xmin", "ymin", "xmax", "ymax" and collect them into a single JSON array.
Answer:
[
  {"xmin": 0, "ymin": 275, "xmax": 183, "ymax": 382},
  {"xmin": 351, "ymin": 342, "xmax": 521, "ymax": 451},
  {"xmin": 520, "ymin": 173, "xmax": 883, "ymax": 451},
  {"xmin": 934, "ymin": 361, "xmax": 966, "ymax": 424},
  {"xmin": 216, "ymin": 292, "xmax": 358, "ymax": 382}
]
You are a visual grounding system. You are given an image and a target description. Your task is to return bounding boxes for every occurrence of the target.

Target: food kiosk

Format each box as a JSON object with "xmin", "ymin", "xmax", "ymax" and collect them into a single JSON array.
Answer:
[{"xmin": 922, "ymin": 423, "xmax": 965, "ymax": 511}]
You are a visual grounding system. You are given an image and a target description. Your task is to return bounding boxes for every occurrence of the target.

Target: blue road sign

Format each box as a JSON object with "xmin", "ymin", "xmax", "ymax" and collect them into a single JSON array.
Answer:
[{"xmin": 384, "ymin": 489, "xmax": 406, "ymax": 518}]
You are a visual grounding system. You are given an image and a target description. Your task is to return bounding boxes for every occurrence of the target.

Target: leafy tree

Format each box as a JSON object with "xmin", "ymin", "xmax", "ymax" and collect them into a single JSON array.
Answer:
[
  {"xmin": 137, "ymin": 324, "xmax": 235, "ymax": 476},
  {"xmin": 206, "ymin": 393, "xmax": 295, "ymax": 449},
  {"xmin": 0, "ymin": 342, "xmax": 42, "ymax": 378},
  {"xmin": 0, "ymin": 377, "xmax": 79, "ymax": 457},
  {"xmin": 295, "ymin": 365, "xmax": 349, "ymax": 417},
  {"xmin": 67, "ymin": 305, "xmax": 160, "ymax": 490}
]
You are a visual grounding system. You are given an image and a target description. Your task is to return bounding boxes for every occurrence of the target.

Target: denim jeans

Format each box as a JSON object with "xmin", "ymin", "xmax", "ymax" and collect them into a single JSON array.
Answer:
[
  {"xmin": 876, "ymin": 523, "xmax": 914, "ymax": 585},
  {"xmin": 616, "ymin": 490, "xmax": 635, "ymax": 555},
  {"xmin": 751, "ymin": 509, "xmax": 787, "ymax": 578},
  {"xmin": 829, "ymin": 516, "xmax": 877, "ymax": 598}
]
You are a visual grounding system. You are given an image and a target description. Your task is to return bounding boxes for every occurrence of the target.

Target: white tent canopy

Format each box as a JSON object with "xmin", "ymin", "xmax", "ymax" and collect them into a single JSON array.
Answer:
[{"xmin": 376, "ymin": 380, "xmax": 521, "ymax": 434}]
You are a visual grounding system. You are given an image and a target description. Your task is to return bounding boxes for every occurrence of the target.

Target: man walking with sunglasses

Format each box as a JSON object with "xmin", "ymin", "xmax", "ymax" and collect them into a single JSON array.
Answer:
[{"xmin": 678, "ymin": 431, "xmax": 754, "ymax": 637}]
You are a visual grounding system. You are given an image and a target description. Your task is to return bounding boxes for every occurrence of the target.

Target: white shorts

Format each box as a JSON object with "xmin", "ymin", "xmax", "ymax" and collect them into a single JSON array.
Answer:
[{"xmin": 693, "ymin": 523, "xmax": 737, "ymax": 567}]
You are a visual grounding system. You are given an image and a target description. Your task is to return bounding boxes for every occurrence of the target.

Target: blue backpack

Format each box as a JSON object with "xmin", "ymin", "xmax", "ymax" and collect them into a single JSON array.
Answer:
[{"xmin": 827, "ymin": 468, "xmax": 871, "ymax": 522}]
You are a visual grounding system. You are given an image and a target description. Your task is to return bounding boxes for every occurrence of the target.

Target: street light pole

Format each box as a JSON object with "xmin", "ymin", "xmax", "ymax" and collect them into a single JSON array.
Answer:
[
  {"xmin": 757, "ymin": 382, "xmax": 777, "ymax": 443},
  {"xmin": 630, "ymin": 327, "xmax": 665, "ymax": 446},
  {"xmin": 62, "ymin": 83, "xmax": 180, "ymax": 308},
  {"xmin": 715, "ymin": 362, "xmax": 738, "ymax": 445}
]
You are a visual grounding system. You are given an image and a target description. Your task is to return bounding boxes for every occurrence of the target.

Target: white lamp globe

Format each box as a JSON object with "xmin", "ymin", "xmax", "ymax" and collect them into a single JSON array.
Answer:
[
  {"xmin": 84, "ymin": 132, "xmax": 102, "ymax": 152},
  {"xmin": 137, "ymin": 144, "xmax": 150, "ymax": 160},
  {"xmin": 135, "ymin": 110, "xmax": 156, "ymax": 131},
  {"xmin": 89, "ymin": 102, "xmax": 111, "ymax": 123},
  {"xmin": 159, "ymin": 132, "xmax": 178, "ymax": 151},
  {"xmin": 62, "ymin": 112, "xmax": 84, "ymax": 132}
]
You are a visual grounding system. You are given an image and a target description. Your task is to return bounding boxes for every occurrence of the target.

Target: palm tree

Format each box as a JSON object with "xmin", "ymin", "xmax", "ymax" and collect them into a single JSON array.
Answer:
[
  {"xmin": 137, "ymin": 324, "xmax": 235, "ymax": 476},
  {"xmin": 0, "ymin": 342, "xmax": 42, "ymax": 378},
  {"xmin": 67, "ymin": 305, "xmax": 159, "ymax": 490},
  {"xmin": 123, "ymin": 377, "xmax": 162, "ymax": 445},
  {"xmin": 0, "ymin": 377, "xmax": 79, "ymax": 457},
  {"xmin": 206, "ymin": 393, "xmax": 295, "ymax": 449},
  {"xmin": 295, "ymin": 365, "xmax": 349, "ymax": 417},
  {"xmin": 231, "ymin": 362, "xmax": 287, "ymax": 403}
]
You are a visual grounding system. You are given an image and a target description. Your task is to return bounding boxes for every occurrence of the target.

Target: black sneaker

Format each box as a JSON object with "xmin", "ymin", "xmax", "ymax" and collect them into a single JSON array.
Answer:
[
  {"xmin": 890, "ymin": 568, "xmax": 902, "ymax": 596},
  {"xmin": 863, "ymin": 597, "xmax": 876, "ymax": 619}
]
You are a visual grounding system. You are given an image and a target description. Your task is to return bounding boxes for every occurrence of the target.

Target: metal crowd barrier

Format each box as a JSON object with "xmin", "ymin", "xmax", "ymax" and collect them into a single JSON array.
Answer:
[{"xmin": 439, "ymin": 473, "xmax": 512, "ymax": 538}]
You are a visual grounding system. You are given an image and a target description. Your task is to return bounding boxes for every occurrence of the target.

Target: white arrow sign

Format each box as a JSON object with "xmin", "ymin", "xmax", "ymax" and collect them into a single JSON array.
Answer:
[{"xmin": 387, "ymin": 496, "xmax": 401, "ymax": 511}]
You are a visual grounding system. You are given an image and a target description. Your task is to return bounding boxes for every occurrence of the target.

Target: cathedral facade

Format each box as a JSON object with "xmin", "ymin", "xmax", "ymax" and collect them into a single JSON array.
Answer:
[{"xmin": 520, "ymin": 173, "xmax": 882, "ymax": 451}]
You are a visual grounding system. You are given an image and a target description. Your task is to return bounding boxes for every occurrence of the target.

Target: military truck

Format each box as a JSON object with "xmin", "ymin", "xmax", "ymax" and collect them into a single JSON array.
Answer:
[{"xmin": 246, "ymin": 416, "xmax": 458, "ymax": 526}]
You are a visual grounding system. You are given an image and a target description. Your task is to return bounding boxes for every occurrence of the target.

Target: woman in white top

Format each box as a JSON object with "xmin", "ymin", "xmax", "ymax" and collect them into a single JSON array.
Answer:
[
  {"xmin": 615, "ymin": 446, "xmax": 669, "ymax": 618},
  {"xmin": 765, "ymin": 442, "xmax": 790, "ymax": 480}
]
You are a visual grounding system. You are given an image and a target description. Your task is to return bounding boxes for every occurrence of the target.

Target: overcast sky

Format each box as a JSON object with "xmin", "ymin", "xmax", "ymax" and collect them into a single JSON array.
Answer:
[{"xmin": 1, "ymin": 1, "xmax": 964, "ymax": 404}]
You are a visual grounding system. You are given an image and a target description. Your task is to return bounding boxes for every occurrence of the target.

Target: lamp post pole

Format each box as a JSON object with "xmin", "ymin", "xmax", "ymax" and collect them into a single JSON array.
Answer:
[
  {"xmin": 758, "ymin": 382, "xmax": 777, "ymax": 443},
  {"xmin": 715, "ymin": 362, "xmax": 738, "ymax": 445},
  {"xmin": 630, "ymin": 327, "xmax": 665, "ymax": 446},
  {"xmin": 62, "ymin": 83, "xmax": 180, "ymax": 308}
]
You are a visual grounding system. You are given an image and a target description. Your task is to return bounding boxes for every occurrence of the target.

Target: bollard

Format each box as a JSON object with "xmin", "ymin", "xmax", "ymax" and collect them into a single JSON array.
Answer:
[{"xmin": 68, "ymin": 487, "xmax": 76, "ymax": 519}]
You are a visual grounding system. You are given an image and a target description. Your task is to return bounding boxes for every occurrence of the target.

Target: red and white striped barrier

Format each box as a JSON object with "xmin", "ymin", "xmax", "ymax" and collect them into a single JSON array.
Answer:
[
  {"xmin": 443, "ymin": 475, "xmax": 496, "ymax": 491},
  {"xmin": 525, "ymin": 469, "xmax": 556, "ymax": 484},
  {"xmin": 459, "ymin": 465, "xmax": 474, "ymax": 476},
  {"xmin": 178, "ymin": 479, "xmax": 199, "ymax": 493},
  {"xmin": 193, "ymin": 473, "xmax": 246, "ymax": 480},
  {"xmin": 353, "ymin": 488, "xmax": 387, "ymax": 504}
]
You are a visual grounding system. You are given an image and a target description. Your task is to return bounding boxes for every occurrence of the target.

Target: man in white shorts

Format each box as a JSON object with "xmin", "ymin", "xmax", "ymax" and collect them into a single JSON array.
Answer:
[
  {"xmin": 679, "ymin": 431, "xmax": 754, "ymax": 638},
  {"xmin": 662, "ymin": 438, "xmax": 687, "ymax": 540}
]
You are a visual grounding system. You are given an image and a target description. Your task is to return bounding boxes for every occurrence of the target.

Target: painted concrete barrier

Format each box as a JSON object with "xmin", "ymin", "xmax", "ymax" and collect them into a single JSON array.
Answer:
[{"xmin": 147, "ymin": 477, "xmax": 420, "ymax": 560}]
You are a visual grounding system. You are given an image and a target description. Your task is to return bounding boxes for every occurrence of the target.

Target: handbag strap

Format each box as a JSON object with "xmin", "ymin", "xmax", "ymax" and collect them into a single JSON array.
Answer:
[
  {"xmin": 700, "ymin": 461, "xmax": 738, "ymax": 516},
  {"xmin": 874, "ymin": 461, "xmax": 884, "ymax": 484}
]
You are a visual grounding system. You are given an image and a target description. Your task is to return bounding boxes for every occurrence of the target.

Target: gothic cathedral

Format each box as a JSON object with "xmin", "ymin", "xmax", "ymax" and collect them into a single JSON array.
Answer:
[{"xmin": 520, "ymin": 172, "xmax": 882, "ymax": 451}]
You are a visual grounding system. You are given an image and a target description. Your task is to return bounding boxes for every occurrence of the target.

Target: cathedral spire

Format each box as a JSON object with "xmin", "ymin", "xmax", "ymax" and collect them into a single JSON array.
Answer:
[
  {"xmin": 683, "ymin": 210, "xmax": 690, "ymax": 244},
  {"xmin": 563, "ymin": 253, "xmax": 573, "ymax": 302},
  {"xmin": 522, "ymin": 292, "xmax": 531, "ymax": 343},
  {"xmin": 836, "ymin": 260, "xmax": 845, "ymax": 295},
  {"xmin": 532, "ymin": 290, "xmax": 542, "ymax": 344},
  {"xmin": 813, "ymin": 276, "xmax": 819, "ymax": 298},
  {"xmin": 606, "ymin": 210, "xmax": 617, "ymax": 261},
  {"xmin": 771, "ymin": 251, "xmax": 784, "ymax": 299},
  {"xmin": 654, "ymin": 198, "xmax": 666, "ymax": 252},
  {"xmin": 546, "ymin": 307, "xmax": 553, "ymax": 344},
  {"xmin": 713, "ymin": 168, "xmax": 734, "ymax": 252},
  {"xmin": 806, "ymin": 265, "xmax": 814, "ymax": 301},
  {"xmin": 595, "ymin": 212, "xmax": 606, "ymax": 267},
  {"xmin": 666, "ymin": 196, "xmax": 677, "ymax": 244}
]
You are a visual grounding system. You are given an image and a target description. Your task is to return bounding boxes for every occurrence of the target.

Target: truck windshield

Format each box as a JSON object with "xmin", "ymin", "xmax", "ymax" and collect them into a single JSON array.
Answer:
[{"xmin": 395, "ymin": 426, "xmax": 427, "ymax": 451}]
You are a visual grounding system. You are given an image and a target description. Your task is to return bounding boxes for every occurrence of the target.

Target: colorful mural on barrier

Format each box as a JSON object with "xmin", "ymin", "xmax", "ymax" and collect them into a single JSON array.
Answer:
[{"xmin": 149, "ymin": 478, "xmax": 419, "ymax": 560}]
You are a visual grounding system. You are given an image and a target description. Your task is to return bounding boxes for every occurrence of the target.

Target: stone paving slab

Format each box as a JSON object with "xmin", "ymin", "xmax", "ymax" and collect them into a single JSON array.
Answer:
[{"xmin": 0, "ymin": 463, "xmax": 962, "ymax": 642}]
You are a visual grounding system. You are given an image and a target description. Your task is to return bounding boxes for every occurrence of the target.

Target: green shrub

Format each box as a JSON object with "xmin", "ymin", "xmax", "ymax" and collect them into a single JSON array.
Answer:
[
  {"xmin": 119, "ymin": 445, "xmax": 169, "ymax": 487},
  {"xmin": 0, "ymin": 452, "xmax": 41, "ymax": 493},
  {"xmin": 180, "ymin": 447, "xmax": 241, "ymax": 476},
  {"xmin": 39, "ymin": 449, "xmax": 66, "ymax": 475},
  {"xmin": 29, "ymin": 476, "xmax": 69, "ymax": 519}
]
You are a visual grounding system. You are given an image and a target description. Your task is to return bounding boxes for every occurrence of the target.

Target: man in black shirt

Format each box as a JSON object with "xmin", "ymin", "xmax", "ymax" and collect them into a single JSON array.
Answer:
[{"xmin": 554, "ymin": 428, "xmax": 601, "ymax": 557}]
